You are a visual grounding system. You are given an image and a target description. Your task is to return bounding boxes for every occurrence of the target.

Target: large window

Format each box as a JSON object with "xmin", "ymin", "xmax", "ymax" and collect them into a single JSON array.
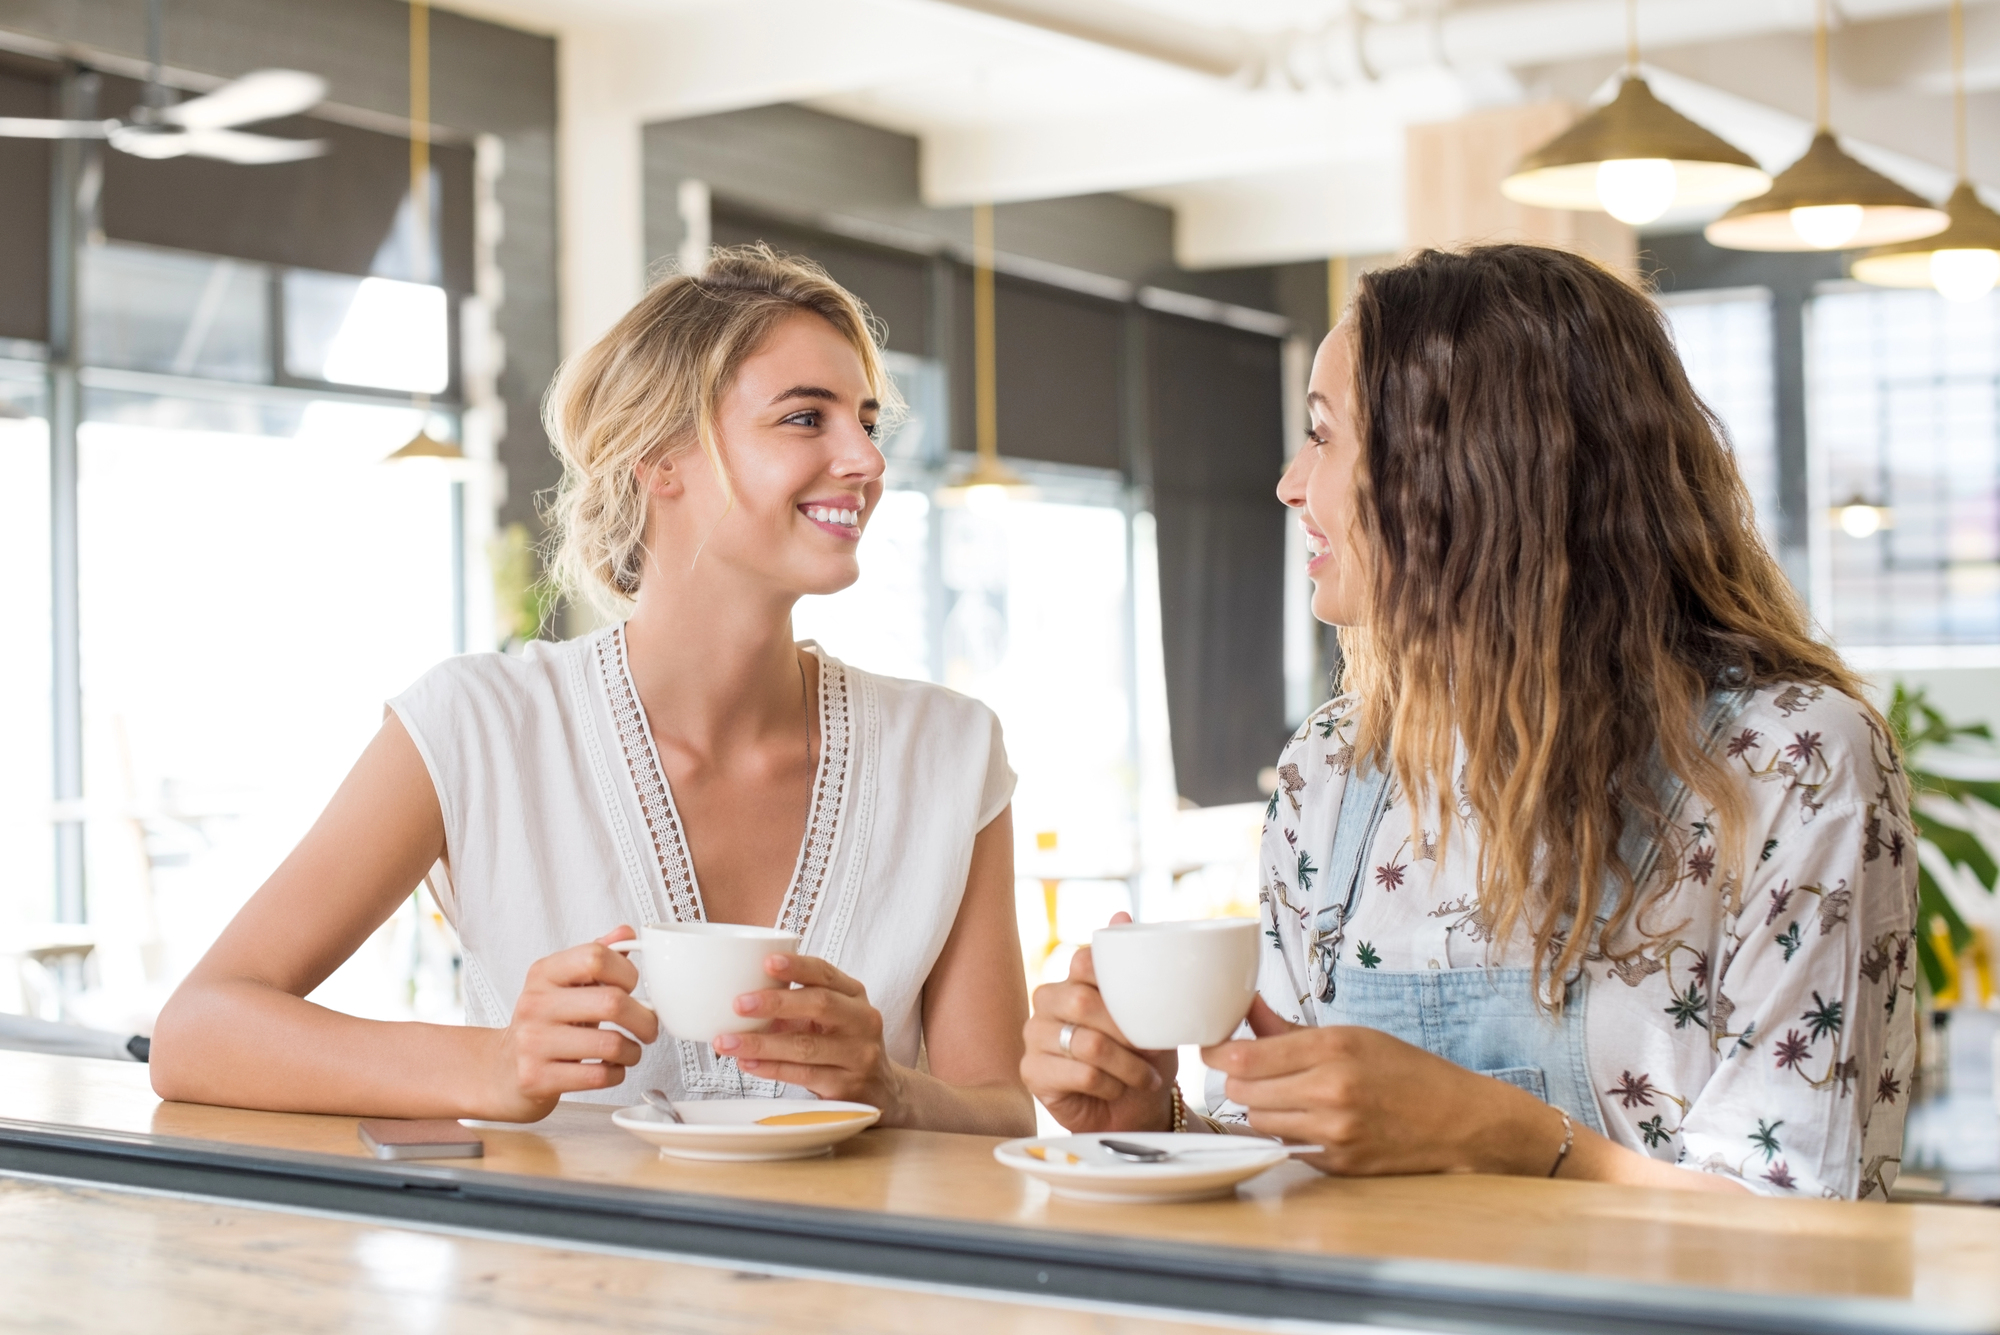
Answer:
[
  {"xmin": 1809, "ymin": 285, "xmax": 2000, "ymax": 650},
  {"xmin": 1660, "ymin": 287, "xmax": 1780, "ymax": 545},
  {"xmin": 0, "ymin": 369, "xmax": 51, "ymax": 947},
  {"xmin": 8, "ymin": 240, "xmax": 466, "ymax": 1030}
]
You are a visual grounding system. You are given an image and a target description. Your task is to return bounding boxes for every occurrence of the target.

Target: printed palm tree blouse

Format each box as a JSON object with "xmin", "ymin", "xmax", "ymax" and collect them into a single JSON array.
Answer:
[{"xmin": 1245, "ymin": 682, "xmax": 1919, "ymax": 1200}]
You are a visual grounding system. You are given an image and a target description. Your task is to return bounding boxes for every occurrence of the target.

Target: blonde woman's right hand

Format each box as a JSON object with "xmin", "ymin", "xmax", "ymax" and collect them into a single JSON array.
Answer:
[
  {"xmin": 484, "ymin": 926, "xmax": 660, "ymax": 1121},
  {"xmin": 1020, "ymin": 912, "xmax": 1177, "ymax": 1133}
]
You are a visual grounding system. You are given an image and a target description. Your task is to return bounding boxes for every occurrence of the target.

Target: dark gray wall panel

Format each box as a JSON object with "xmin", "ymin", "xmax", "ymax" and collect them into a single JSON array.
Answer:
[
  {"xmin": 1147, "ymin": 312, "xmax": 1287, "ymax": 806},
  {"xmin": 0, "ymin": 59, "xmax": 51, "ymax": 342},
  {"xmin": 711, "ymin": 207, "xmax": 931, "ymax": 356}
]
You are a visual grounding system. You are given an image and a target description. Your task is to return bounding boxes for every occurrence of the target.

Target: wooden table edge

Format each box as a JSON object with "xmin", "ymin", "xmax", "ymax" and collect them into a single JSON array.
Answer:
[{"xmin": 0, "ymin": 1115, "xmax": 1981, "ymax": 1335}]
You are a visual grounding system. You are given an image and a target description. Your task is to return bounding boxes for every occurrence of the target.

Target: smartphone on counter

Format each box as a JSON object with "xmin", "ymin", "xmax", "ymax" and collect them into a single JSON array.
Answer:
[{"xmin": 358, "ymin": 1119, "xmax": 485, "ymax": 1160}]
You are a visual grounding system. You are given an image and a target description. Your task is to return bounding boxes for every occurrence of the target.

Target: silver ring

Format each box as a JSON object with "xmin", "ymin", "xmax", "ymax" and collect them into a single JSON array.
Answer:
[{"xmin": 1058, "ymin": 1022, "xmax": 1078, "ymax": 1059}]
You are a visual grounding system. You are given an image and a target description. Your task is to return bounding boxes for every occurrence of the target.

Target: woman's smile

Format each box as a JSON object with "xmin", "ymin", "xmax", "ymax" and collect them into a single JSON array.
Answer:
[
  {"xmin": 1301, "ymin": 520, "xmax": 1332, "ymax": 575},
  {"xmin": 799, "ymin": 498, "xmax": 865, "ymax": 540}
]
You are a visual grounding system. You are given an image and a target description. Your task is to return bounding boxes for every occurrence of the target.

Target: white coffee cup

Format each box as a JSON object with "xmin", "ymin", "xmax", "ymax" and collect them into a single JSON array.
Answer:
[
  {"xmin": 1090, "ymin": 918, "xmax": 1261, "ymax": 1050},
  {"xmin": 609, "ymin": 923, "xmax": 800, "ymax": 1043}
]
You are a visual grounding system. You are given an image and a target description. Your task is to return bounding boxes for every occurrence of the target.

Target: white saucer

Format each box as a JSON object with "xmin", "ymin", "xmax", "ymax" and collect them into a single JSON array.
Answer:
[
  {"xmin": 612, "ymin": 1098, "xmax": 879, "ymax": 1161},
  {"xmin": 994, "ymin": 1132, "xmax": 1292, "ymax": 1203}
]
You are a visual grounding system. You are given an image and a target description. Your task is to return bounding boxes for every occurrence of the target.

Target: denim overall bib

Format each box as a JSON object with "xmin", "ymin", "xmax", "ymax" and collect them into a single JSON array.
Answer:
[{"xmin": 1304, "ymin": 686, "xmax": 1753, "ymax": 1133}]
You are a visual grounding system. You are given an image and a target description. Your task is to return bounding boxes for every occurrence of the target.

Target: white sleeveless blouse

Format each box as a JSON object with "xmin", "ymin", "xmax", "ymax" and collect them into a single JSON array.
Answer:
[{"xmin": 388, "ymin": 624, "xmax": 1014, "ymax": 1106}]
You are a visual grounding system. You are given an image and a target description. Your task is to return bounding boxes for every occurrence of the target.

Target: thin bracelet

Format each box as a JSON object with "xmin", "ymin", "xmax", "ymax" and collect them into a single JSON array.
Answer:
[
  {"xmin": 1169, "ymin": 1084, "xmax": 1187, "ymax": 1133},
  {"xmin": 1546, "ymin": 1108, "xmax": 1575, "ymax": 1178}
]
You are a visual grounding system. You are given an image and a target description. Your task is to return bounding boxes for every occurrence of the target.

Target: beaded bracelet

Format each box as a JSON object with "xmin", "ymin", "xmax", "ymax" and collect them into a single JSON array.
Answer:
[
  {"xmin": 1547, "ymin": 1108, "xmax": 1575, "ymax": 1177},
  {"xmin": 1169, "ymin": 1084, "xmax": 1187, "ymax": 1133}
]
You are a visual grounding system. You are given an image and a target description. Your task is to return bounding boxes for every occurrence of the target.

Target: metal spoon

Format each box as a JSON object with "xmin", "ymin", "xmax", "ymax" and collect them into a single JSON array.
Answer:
[
  {"xmin": 642, "ymin": 1088, "xmax": 686, "ymax": 1124},
  {"xmin": 1098, "ymin": 1137, "xmax": 1322, "ymax": 1162}
]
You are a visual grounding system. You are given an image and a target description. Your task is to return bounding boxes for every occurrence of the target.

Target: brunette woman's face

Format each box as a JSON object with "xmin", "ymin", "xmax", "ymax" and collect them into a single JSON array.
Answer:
[
  {"xmin": 1277, "ymin": 322, "xmax": 1367, "ymax": 625},
  {"xmin": 650, "ymin": 312, "xmax": 885, "ymax": 597}
]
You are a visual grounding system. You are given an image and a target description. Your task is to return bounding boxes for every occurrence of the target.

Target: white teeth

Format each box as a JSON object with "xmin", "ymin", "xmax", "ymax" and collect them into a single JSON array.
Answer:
[{"xmin": 806, "ymin": 506, "xmax": 858, "ymax": 527}]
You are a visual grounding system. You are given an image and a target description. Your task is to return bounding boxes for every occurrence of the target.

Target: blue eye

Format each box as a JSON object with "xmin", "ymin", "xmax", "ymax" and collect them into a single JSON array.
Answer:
[{"xmin": 863, "ymin": 421, "xmax": 879, "ymax": 439}]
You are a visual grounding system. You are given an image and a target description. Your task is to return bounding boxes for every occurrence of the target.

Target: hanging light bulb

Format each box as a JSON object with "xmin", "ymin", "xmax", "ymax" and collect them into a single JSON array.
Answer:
[
  {"xmin": 1931, "ymin": 246, "xmax": 2000, "ymax": 303},
  {"xmin": 1595, "ymin": 158, "xmax": 1679, "ymax": 225},
  {"xmin": 1853, "ymin": 2, "xmax": 2000, "ymax": 303},
  {"xmin": 386, "ymin": 0, "xmax": 462, "ymax": 466},
  {"xmin": 1502, "ymin": 2, "xmax": 1768, "ymax": 221},
  {"xmin": 1789, "ymin": 204, "xmax": 1865, "ymax": 250},
  {"xmin": 1707, "ymin": 0, "xmax": 1947, "ymax": 252},
  {"xmin": 1832, "ymin": 494, "xmax": 1893, "ymax": 538}
]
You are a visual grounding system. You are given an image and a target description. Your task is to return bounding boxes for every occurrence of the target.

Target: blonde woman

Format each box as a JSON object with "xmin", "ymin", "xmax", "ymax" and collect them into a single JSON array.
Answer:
[
  {"xmin": 153, "ymin": 247, "xmax": 1033, "ymax": 1133},
  {"xmin": 1025, "ymin": 245, "xmax": 1918, "ymax": 1199}
]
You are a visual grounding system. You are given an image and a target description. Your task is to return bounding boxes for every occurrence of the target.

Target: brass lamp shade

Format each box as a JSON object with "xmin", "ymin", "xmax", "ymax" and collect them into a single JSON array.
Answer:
[
  {"xmin": 1851, "ymin": 181, "xmax": 2000, "ymax": 286},
  {"xmin": 1500, "ymin": 76, "xmax": 1770, "ymax": 212},
  {"xmin": 386, "ymin": 429, "xmax": 463, "ymax": 461},
  {"xmin": 1705, "ymin": 132, "xmax": 1948, "ymax": 251},
  {"xmin": 939, "ymin": 451, "xmax": 1032, "ymax": 505}
]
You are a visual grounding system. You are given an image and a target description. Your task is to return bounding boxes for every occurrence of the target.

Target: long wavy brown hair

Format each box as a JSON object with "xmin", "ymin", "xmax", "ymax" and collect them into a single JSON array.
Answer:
[{"xmin": 1339, "ymin": 244, "xmax": 1874, "ymax": 1005}]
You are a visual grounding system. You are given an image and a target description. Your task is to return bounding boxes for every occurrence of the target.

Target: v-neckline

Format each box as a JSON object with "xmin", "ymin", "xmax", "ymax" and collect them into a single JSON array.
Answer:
[{"xmin": 597, "ymin": 623, "xmax": 850, "ymax": 941}]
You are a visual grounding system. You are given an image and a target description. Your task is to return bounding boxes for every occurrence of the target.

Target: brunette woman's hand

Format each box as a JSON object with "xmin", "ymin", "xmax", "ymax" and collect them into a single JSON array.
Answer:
[
  {"xmin": 1019, "ymin": 913, "xmax": 1175, "ymax": 1133},
  {"xmin": 1202, "ymin": 997, "xmax": 1565, "ymax": 1177},
  {"xmin": 714, "ymin": 954, "xmax": 911, "ymax": 1119},
  {"xmin": 485, "ymin": 926, "xmax": 660, "ymax": 1121}
]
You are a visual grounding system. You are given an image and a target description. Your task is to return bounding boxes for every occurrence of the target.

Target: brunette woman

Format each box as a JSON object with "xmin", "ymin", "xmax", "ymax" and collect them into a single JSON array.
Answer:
[
  {"xmin": 153, "ymin": 247, "xmax": 1033, "ymax": 1134},
  {"xmin": 1025, "ymin": 244, "xmax": 1917, "ymax": 1198}
]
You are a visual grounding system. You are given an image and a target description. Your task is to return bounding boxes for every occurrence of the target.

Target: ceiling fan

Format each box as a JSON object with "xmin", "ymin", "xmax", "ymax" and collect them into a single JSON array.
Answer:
[{"xmin": 0, "ymin": 0, "xmax": 326, "ymax": 164}]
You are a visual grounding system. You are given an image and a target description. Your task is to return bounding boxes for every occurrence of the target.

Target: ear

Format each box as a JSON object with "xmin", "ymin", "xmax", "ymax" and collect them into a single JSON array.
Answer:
[{"xmin": 635, "ymin": 453, "xmax": 681, "ymax": 500}]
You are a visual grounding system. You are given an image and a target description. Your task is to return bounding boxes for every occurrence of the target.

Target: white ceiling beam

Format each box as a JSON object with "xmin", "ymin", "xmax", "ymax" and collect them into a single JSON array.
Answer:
[
  {"xmin": 1141, "ymin": 163, "xmax": 1408, "ymax": 269},
  {"xmin": 919, "ymin": 68, "xmax": 1466, "ymax": 206}
]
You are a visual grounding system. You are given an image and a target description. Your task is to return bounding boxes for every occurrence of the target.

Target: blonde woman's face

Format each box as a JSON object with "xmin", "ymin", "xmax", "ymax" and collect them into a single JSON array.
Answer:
[
  {"xmin": 672, "ymin": 312, "xmax": 886, "ymax": 596},
  {"xmin": 1277, "ymin": 322, "xmax": 1368, "ymax": 626}
]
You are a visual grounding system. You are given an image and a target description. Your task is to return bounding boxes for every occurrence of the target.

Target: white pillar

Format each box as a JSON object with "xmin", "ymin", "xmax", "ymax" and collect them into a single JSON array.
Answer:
[{"xmin": 558, "ymin": 29, "xmax": 647, "ymax": 358}]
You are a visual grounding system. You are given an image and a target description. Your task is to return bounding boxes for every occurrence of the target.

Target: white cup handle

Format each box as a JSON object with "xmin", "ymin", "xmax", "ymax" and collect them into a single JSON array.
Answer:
[{"xmin": 603, "ymin": 938, "xmax": 654, "ymax": 1011}]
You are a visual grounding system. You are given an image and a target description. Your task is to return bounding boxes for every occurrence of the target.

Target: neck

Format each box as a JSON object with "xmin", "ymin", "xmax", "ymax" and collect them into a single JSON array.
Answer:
[{"xmin": 620, "ymin": 556, "xmax": 808, "ymax": 759}]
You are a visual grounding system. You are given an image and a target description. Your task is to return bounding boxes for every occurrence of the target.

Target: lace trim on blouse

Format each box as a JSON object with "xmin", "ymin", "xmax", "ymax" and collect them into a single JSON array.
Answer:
[{"xmin": 595, "ymin": 625, "xmax": 851, "ymax": 1096}]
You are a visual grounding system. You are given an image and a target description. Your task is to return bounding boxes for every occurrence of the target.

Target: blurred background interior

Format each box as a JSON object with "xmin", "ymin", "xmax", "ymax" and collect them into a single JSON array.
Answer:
[{"xmin": 0, "ymin": 0, "xmax": 1997, "ymax": 1182}]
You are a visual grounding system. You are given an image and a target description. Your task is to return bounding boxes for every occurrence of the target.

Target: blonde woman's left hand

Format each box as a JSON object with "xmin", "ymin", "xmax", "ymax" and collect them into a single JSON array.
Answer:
[
  {"xmin": 713, "ymin": 953, "xmax": 907, "ymax": 1119},
  {"xmin": 1202, "ymin": 997, "xmax": 1567, "ymax": 1178}
]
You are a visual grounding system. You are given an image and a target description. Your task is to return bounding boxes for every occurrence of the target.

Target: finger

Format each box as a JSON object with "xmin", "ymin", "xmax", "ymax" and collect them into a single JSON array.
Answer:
[
  {"xmin": 1029, "ymin": 979, "xmax": 1125, "ymax": 1038},
  {"xmin": 524, "ymin": 1023, "xmax": 646, "ymax": 1068},
  {"xmin": 739, "ymin": 984, "xmax": 862, "ymax": 1030},
  {"xmin": 724, "ymin": 1030, "xmax": 863, "ymax": 1070},
  {"xmin": 529, "ymin": 983, "xmax": 659, "ymax": 1042},
  {"xmin": 525, "ymin": 1057, "xmax": 633, "ymax": 1098},
  {"xmin": 532, "ymin": 941, "xmax": 640, "ymax": 992},
  {"xmin": 1245, "ymin": 995, "xmax": 1299, "ymax": 1039},
  {"xmin": 1032, "ymin": 1015, "xmax": 1161, "ymax": 1091},
  {"xmin": 1224, "ymin": 1064, "xmax": 1352, "ymax": 1115},
  {"xmin": 1021, "ymin": 1050, "xmax": 1140, "ymax": 1105},
  {"xmin": 763, "ymin": 953, "xmax": 864, "ymax": 998},
  {"xmin": 596, "ymin": 924, "xmax": 637, "ymax": 946},
  {"xmin": 1108, "ymin": 910, "xmax": 1132, "ymax": 926},
  {"xmin": 731, "ymin": 1058, "xmax": 857, "ymax": 1093},
  {"xmin": 1066, "ymin": 944, "xmax": 1099, "ymax": 987},
  {"xmin": 1204, "ymin": 1029, "xmax": 1332, "ymax": 1081}
]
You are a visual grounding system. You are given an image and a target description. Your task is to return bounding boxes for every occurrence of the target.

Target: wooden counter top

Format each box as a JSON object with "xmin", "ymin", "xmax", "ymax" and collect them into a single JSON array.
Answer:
[
  {"xmin": 0, "ymin": 1174, "xmax": 1252, "ymax": 1334},
  {"xmin": 5, "ymin": 1050, "xmax": 1998, "ymax": 1333}
]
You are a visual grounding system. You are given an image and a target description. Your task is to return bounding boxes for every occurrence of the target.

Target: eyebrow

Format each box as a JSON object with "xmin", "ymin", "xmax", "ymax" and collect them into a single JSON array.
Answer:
[
  {"xmin": 1305, "ymin": 390, "xmax": 1328, "ymax": 408},
  {"xmin": 768, "ymin": 386, "xmax": 882, "ymax": 415},
  {"xmin": 769, "ymin": 385, "xmax": 839, "ymax": 405}
]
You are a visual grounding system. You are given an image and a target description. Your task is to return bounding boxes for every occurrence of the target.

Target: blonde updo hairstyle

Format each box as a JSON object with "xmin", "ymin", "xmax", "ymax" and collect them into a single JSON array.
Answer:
[{"xmin": 542, "ymin": 243, "xmax": 896, "ymax": 614}]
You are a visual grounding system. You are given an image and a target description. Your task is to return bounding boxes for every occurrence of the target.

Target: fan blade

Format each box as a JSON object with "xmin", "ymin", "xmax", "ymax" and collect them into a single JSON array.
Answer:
[
  {"xmin": 180, "ymin": 128, "xmax": 326, "ymax": 164},
  {"xmin": 164, "ymin": 70, "xmax": 325, "ymax": 130},
  {"xmin": 108, "ymin": 124, "xmax": 190, "ymax": 158},
  {"xmin": 0, "ymin": 117, "xmax": 113, "ymax": 139}
]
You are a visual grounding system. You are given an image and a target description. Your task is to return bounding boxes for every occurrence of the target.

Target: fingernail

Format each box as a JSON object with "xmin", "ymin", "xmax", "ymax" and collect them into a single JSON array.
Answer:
[
  {"xmin": 766, "ymin": 954, "xmax": 789, "ymax": 971},
  {"xmin": 714, "ymin": 1034, "xmax": 740, "ymax": 1053},
  {"xmin": 734, "ymin": 994, "xmax": 758, "ymax": 1014},
  {"xmin": 1148, "ymin": 1070, "xmax": 1163, "ymax": 1090}
]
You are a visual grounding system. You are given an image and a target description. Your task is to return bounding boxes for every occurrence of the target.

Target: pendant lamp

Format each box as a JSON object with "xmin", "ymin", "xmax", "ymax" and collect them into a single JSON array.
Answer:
[
  {"xmin": 1706, "ymin": 0, "xmax": 1948, "ymax": 252},
  {"xmin": 940, "ymin": 202, "xmax": 1031, "ymax": 508},
  {"xmin": 386, "ymin": 0, "xmax": 463, "ymax": 464},
  {"xmin": 1852, "ymin": 0, "xmax": 2000, "ymax": 303},
  {"xmin": 1500, "ymin": 0, "xmax": 1768, "ymax": 225}
]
